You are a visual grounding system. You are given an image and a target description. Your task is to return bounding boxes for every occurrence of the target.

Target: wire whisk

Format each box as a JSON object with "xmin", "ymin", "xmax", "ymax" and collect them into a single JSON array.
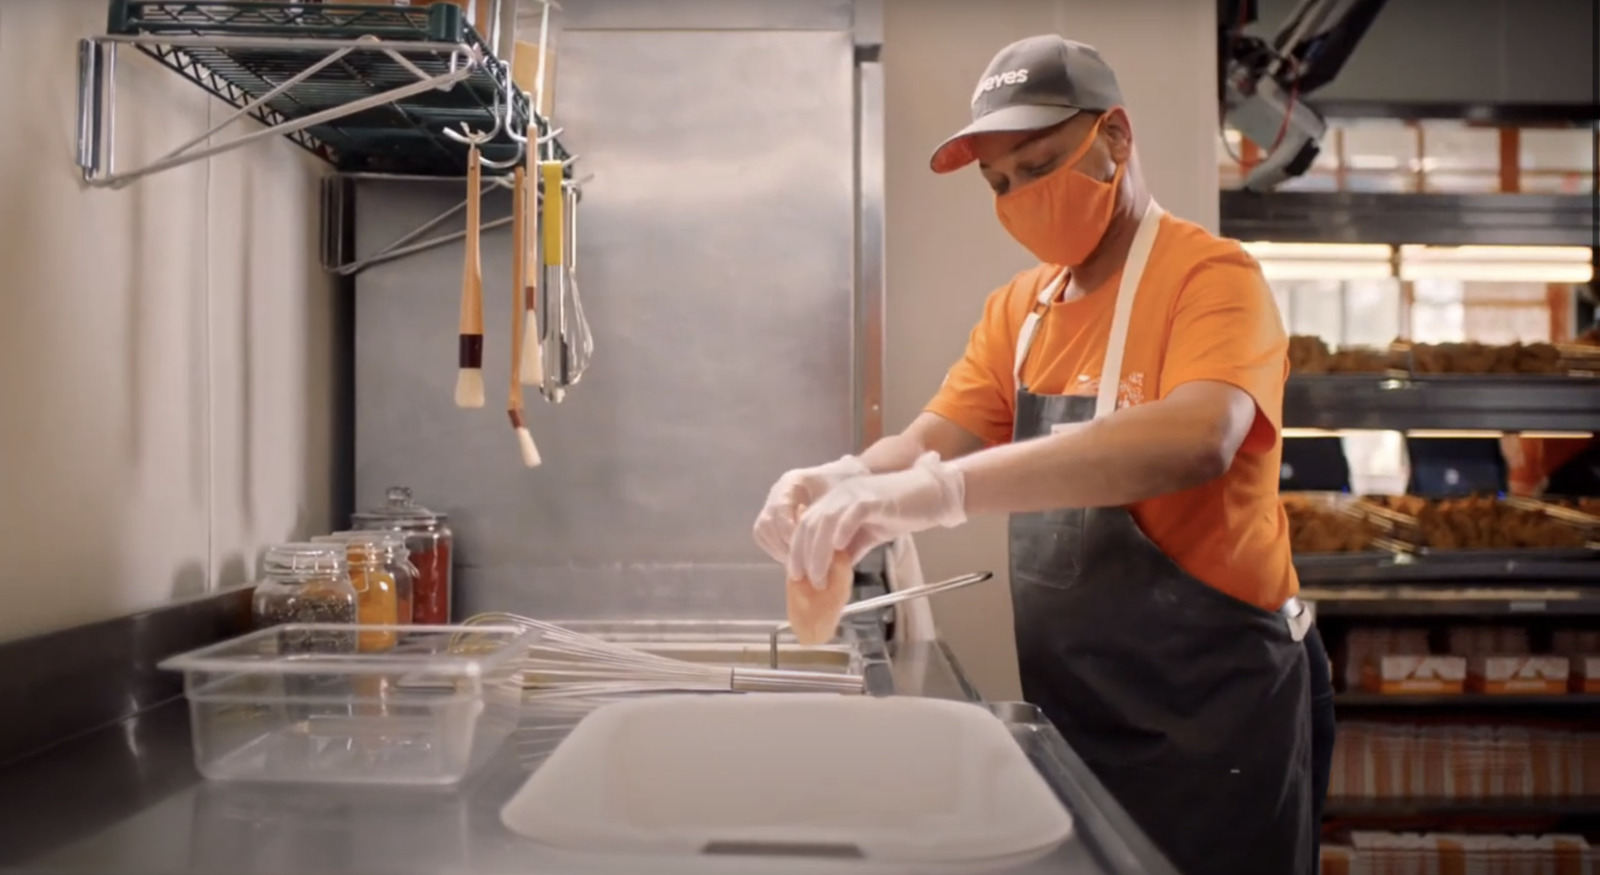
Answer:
[{"xmin": 456, "ymin": 612, "xmax": 866, "ymax": 700}]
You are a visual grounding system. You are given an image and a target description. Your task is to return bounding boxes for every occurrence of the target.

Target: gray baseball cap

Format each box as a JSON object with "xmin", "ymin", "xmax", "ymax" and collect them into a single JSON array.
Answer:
[{"xmin": 930, "ymin": 35, "xmax": 1125, "ymax": 174}]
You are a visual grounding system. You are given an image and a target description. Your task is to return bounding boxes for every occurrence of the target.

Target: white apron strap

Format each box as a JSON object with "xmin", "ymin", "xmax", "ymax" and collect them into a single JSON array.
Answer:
[
  {"xmin": 1012, "ymin": 270, "xmax": 1070, "ymax": 387},
  {"xmin": 1093, "ymin": 200, "xmax": 1165, "ymax": 419}
]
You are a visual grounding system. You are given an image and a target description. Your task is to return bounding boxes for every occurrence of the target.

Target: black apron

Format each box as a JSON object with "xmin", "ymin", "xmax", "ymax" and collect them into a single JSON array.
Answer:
[{"xmin": 1007, "ymin": 202, "xmax": 1313, "ymax": 875}]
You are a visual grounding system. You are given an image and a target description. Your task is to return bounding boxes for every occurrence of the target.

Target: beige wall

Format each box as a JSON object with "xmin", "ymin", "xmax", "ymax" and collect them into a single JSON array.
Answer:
[
  {"xmin": 883, "ymin": 0, "xmax": 1220, "ymax": 699},
  {"xmin": 0, "ymin": 1, "xmax": 340, "ymax": 642}
]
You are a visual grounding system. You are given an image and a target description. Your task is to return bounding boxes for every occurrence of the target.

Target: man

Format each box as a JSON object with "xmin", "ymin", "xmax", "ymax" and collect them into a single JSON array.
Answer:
[{"xmin": 753, "ymin": 36, "xmax": 1328, "ymax": 875}]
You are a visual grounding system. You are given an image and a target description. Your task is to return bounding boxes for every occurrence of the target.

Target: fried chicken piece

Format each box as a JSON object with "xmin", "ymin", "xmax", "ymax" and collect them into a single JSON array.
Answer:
[
  {"xmin": 1406, "ymin": 495, "xmax": 1589, "ymax": 549},
  {"xmin": 1409, "ymin": 341, "xmax": 1564, "ymax": 375},
  {"xmin": 1289, "ymin": 335, "xmax": 1332, "ymax": 374},
  {"xmin": 1284, "ymin": 496, "xmax": 1377, "ymax": 553}
]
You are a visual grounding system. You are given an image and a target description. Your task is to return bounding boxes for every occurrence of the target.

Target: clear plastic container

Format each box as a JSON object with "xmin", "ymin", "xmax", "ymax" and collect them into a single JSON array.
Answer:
[
  {"xmin": 251, "ymin": 544, "xmax": 358, "ymax": 652},
  {"xmin": 160, "ymin": 624, "xmax": 537, "ymax": 786},
  {"xmin": 352, "ymin": 487, "xmax": 453, "ymax": 625}
]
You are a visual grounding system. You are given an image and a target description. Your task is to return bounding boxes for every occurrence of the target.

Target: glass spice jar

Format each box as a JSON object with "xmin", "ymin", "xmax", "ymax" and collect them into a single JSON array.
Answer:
[
  {"xmin": 313, "ymin": 534, "xmax": 400, "ymax": 652},
  {"xmin": 251, "ymin": 543, "xmax": 358, "ymax": 654},
  {"xmin": 327, "ymin": 530, "xmax": 418, "ymax": 626},
  {"xmin": 351, "ymin": 487, "xmax": 454, "ymax": 625},
  {"xmin": 375, "ymin": 531, "xmax": 419, "ymax": 625}
]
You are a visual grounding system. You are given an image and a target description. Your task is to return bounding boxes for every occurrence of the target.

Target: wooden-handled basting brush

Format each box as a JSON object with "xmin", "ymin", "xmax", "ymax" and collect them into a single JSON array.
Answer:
[
  {"xmin": 513, "ymin": 39, "xmax": 546, "ymax": 389},
  {"xmin": 509, "ymin": 166, "xmax": 541, "ymax": 467},
  {"xmin": 455, "ymin": 145, "xmax": 486, "ymax": 408}
]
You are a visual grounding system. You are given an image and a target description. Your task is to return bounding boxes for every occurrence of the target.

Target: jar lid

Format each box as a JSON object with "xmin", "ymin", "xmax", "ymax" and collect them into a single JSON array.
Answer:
[
  {"xmin": 315, "ymin": 530, "xmax": 401, "ymax": 548},
  {"xmin": 262, "ymin": 543, "xmax": 347, "ymax": 576},
  {"xmin": 350, "ymin": 486, "xmax": 448, "ymax": 527},
  {"xmin": 316, "ymin": 531, "xmax": 408, "ymax": 564}
]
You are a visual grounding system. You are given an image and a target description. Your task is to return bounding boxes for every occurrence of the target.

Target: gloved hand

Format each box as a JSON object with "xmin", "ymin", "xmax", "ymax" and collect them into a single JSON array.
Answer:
[
  {"xmin": 752, "ymin": 455, "xmax": 871, "ymax": 563},
  {"xmin": 787, "ymin": 452, "xmax": 967, "ymax": 585}
]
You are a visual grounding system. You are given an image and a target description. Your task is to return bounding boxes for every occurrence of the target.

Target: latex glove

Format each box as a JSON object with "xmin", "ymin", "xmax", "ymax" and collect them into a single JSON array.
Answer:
[
  {"xmin": 788, "ymin": 452, "xmax": 966, "ymax": 585},
  {"xmin": 752, "ymin": 455, "xmax": 871, "ymax": 563}
]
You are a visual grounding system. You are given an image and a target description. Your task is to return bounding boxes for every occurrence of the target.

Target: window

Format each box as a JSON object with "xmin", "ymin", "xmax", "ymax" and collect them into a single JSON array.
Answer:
[
  {"xmin": 1455, "ymin": 282, "xmax": 1552, "ymax": 344},
  {"xmin": 1343, "ymin": 280, "xmax": 1404, "ymax": 347},
  {"xmin": 1269, "ymin": 279, "xmax": 1402, "ymax": 349}
]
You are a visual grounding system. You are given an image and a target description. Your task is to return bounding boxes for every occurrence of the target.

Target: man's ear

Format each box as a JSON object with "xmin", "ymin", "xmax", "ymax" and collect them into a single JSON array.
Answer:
[{"xmin": 1101, "ymin": 107, "xmax": 1134, "ymax": 163}]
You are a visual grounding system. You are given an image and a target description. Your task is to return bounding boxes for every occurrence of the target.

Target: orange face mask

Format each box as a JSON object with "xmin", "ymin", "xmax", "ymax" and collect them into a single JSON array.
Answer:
[{"xmin": 994, "ymin": 116, "xmax": 1123, "ymax": 267}]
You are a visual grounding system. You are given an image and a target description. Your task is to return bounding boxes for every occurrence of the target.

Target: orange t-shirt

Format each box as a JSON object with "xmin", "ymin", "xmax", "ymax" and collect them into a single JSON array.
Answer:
[{"xmin": 925, "ymin": 214, "xmax": 1297, "ymax": 612}]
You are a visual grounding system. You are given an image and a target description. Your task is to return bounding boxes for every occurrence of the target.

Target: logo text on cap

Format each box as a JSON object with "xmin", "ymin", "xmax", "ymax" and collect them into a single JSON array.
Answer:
[{"xmin": 972, "ymin": 68, "xmax": 1029, "ymax": 103}]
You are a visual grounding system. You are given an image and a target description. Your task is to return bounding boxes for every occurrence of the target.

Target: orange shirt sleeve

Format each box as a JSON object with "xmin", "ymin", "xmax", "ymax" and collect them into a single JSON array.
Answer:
[
  {"xmin": 1158, "ymin": 249, "xmax": 1289, "ymax": 455},
  {"xmin": 924, "ymin": 284, "xmax": 1020, "ymax": 447}
]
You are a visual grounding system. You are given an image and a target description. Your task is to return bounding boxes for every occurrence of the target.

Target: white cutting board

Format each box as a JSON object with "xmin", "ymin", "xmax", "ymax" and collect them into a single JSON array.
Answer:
[{"xmin": 500, "ymin": 694, "xmax": 1073, "ymax": 864}]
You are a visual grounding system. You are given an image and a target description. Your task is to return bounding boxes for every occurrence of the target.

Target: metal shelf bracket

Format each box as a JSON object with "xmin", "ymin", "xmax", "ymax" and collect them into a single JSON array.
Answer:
[{"xmin": 79, "ymin": 33, "xmax": 488, "ymax": 189}]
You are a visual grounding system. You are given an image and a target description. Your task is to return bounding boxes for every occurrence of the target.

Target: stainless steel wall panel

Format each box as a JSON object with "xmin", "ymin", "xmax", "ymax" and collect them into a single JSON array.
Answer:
[
  {"xmin": 354, "ymin": 27, "xmax": 858, "ymax": 621},
  {"xmin": 854, "ymin": 59, "xmax": 886, "ymax": 449}
]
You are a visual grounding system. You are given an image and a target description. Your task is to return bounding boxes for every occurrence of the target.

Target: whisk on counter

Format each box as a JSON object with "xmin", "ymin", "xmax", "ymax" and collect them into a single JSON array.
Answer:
[{"xmin": 455, "ymin": 612, "xmax": 867, "ymax": 699}]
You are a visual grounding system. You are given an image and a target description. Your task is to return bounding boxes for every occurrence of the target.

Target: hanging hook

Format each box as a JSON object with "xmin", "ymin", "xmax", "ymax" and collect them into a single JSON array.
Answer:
[
  {"xmin": 508, "ymin": 90, "xmax": 534, "ymax": 145},
  {"xmin": 443, "ymin": 51, "xmax": 525, "ymax": 171},
  {"xmin": 478, "ymin": 145, "xmax": 525, "ymax": 170},
  {"xmin": 443, "ymin": 49, "xmax": 508, "ymax": 145}
]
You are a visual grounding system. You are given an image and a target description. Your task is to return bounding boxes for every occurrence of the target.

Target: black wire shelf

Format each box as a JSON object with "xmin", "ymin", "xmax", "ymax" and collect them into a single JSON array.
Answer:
[{"xmin": 91, "ymin": 0, "xmax": 567, "ymax": 179}]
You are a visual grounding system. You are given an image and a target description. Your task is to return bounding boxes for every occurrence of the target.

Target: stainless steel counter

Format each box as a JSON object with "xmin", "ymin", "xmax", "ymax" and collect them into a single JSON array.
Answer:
[{"xmin": 0, "ymin": 629, "xmax": 1177, "ymax": 875}]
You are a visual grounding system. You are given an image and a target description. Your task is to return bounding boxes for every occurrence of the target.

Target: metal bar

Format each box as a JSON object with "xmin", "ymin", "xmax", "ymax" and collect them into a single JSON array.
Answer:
[
  {"xmin": 90, "ymin": 66, "xmax": 475, "ymax": 188},
  {"xmin": 380, "ymin": 46, "xmax": 438, "ymax": 84},
  {"xmin": 768, "ymin": 573, "xmax": 994, "ymax": 668},
  {"xmin": 853, "ymin": 58, "xmax": 886, "ymax": 453},
  {"xmin": 149, "ymin": 44, "xmax": 357, "ymax": 168},
  {"xmin": 334, "ymin": 180, "xmax": 471, "ymax": 273},
  {"xmin": 98, "ymin": 33, "xmax": 470, "ymax": 53},
  {"xmin": 1219, "ymin": 191, "xmax": 1597, "ymax": 247},
  {"xmin": 339, "ymin": 214, "xmax": 514, "ymax": 275},
  {"xmin": 1315, "ymin": 100, "xmax": 1600, "ymax": 124},
  {"xmin": 105, "ymin": 42, "xmax": 120, "ymax": 180},
  {"xmin": 323, "ymin": 174, "xmax": 545, "ymax": 274},
  {"xmin": 74, "ymin": 40, "xmax": 102, "ymax": 174},
  {"xmin": 332, "ymin": 179, "xmax": 508, "ymax": 275},
  {"xmin": 319, "ymin": 175, "xmax": 345, "ymax": 274}
]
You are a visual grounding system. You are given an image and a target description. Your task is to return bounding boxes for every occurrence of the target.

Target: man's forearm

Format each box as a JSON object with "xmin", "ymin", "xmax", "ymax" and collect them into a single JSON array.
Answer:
[
  {"xmin": 856, "ymin": 412, "xmax": 989, "ymax": 474},
  {"xmin": 951, "ymin": 392, "xmax": 1240, "ymax": 516},
  {"xmin": 856, "ymin": 433, "xmax": 929, "ymax": 474}
]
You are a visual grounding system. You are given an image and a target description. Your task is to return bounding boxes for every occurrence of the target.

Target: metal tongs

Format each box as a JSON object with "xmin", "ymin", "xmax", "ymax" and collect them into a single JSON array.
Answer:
[{"xmin": 768, "ymin": 571, "xmax": 994, "ymax": 668}]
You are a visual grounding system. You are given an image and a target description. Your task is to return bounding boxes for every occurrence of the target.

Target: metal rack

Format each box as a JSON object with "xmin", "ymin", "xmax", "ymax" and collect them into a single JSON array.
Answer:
[
  {"xmin": 75, "ymin": 1, "xmax": 570, "ymax": 187},
  {"xmin": 1221, "ymin": 191, "xmax": 1597, "ymax": 248},
  {"xmin": 1287, "ymin": 368, "xmax": 1599, "ymax": 830},
  {"xmin": 1303, "ymin": 584, "xmax": 1600, "ymax": 617},
  {"xmin": 1285, "ymin": 375, "xmax": 1600, "ymax": 433}
]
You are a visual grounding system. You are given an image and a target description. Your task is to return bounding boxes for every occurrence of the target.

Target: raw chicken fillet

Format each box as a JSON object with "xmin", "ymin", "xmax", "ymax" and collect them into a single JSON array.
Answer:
[{"xmin": 786, "ymin": 551, "xmax": 852, "ymax": 645}]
